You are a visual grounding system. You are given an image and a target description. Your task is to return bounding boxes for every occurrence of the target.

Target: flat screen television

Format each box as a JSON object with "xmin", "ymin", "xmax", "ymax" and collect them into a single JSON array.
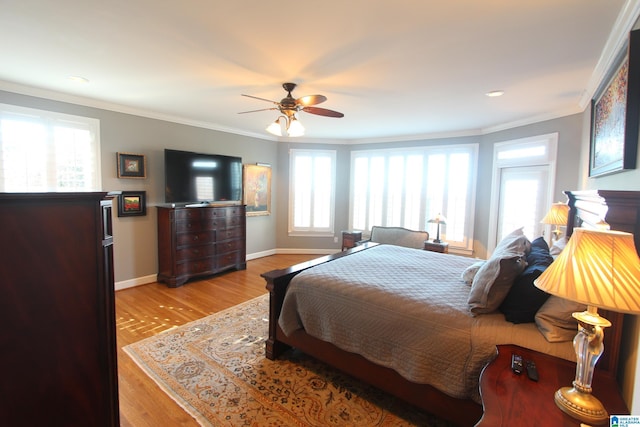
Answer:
[{"xmin": 164, "ymin": 149, "xmax": 242, "ymax": 204}]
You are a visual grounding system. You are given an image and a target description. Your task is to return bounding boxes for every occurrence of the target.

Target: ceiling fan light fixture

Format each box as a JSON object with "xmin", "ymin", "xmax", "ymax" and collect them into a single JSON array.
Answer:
[
  {"xmin": 241, "ymin": 82, "xmax": 342, "ymax": 137},
  {"xmin": 266, "ymin": 118, "xmax": 284, "ymax": 136},
  {"xmin": 287, "ymin": 117, "xmax": 305, "ymax": 137}
]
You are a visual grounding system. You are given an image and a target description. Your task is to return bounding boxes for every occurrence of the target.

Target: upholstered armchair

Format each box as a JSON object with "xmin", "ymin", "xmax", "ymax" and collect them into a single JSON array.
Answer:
[{"xmin": 359, "ymin": 226, "xmax": 429, "ymax": 249}]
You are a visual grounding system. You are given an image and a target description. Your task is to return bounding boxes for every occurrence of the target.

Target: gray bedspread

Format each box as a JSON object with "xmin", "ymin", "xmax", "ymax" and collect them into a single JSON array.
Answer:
[{"xmin": 279, "ymin": 244, "xmax": 574, "ymax": 403}]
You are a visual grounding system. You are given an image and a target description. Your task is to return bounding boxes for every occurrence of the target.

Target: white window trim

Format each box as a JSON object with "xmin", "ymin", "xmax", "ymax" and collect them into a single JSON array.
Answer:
[
  {"xmin": 288, "ymin": 148, "xmax": 337, "ymax": 237},
  {"xmin": 487, "ymin": 133, "xmax": 558, "ymax": 253}
]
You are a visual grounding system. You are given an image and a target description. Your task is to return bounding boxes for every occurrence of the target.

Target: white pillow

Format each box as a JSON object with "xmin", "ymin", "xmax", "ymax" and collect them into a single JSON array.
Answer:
[
  {"xmin": 549, "ymin": 236, "xmax": 568, "ymax": 259},
  {"xmin": 461, "ymin": 261, "xmax": 486, "ymax": 285},
  {"xmin": 494, "ymin": 227, "xmax": 531, "ymax": 256}
]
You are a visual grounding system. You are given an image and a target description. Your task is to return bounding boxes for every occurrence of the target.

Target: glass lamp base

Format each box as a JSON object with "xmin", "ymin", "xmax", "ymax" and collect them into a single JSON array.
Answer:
[{"xmin": 554, "ymin": 385, "xmax": 608, "ymax": 425}]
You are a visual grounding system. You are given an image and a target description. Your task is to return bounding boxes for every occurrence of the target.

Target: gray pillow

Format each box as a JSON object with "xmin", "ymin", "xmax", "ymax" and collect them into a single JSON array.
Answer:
[
  {"xmin": 468, "ymin": 254, "xmax": 527, "ymax": 314},
  {"xmin": 467, "ymin": 228, "xmax": 530, "ymax": 314},
  {"xmin": 535, "ymin": 296, "xmax": 586, "ymax": 342}
]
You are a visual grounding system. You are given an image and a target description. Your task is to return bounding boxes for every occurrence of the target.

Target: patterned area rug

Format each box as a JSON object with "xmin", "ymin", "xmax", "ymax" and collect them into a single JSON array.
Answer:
[{"xmin": 123, "ymin": 294, "xmax": 453, "ymax": 427}]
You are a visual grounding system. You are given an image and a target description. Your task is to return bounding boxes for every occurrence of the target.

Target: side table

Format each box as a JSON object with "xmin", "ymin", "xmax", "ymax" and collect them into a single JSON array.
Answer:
[
  {"xmin": 341, "ymin": 230, "xmax": 362, "ymax": 251},
  {"xmin": 423, "ymin": 240, "xmax": 449, "ymax": 253},
  {"xmin": 476, "ymin": 344, "xmax": 628, "ymax": 426}
]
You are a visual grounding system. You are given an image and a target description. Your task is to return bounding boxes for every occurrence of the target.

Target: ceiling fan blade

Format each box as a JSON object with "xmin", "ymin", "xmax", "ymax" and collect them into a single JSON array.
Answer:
[
  {"xmin": 302, "ymin": 106, "xmax": 344, "ymax": 118},
  {"xmin": 241, "ymin": 94, "xmax": 279, "ymax": 104},
  {"xmin": 296, "ymin": 94, "xmax": 327, "ymax": 106},
  {"xmin": 237, "ymin": 107, "xmax": 278, "ymax": 114}
]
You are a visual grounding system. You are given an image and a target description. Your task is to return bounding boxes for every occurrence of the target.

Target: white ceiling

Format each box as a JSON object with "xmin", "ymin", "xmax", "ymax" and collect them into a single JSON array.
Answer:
[{"xmin": 0, "ymin": 0, "xmax": 636, "ymax": 142}]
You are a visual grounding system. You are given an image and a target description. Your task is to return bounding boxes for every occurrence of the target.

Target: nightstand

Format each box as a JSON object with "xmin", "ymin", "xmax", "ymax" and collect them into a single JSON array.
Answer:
[
  {"xmin": 341, "ymin": 230, "xmax": 362, "ymax": 251},
  {"xmin": 423, "ymin": 240, "xmax": 449, "ymax": 253},
  {"xmin": 476, "ymin": 344, "xmax": 628, "ymax": 426}
]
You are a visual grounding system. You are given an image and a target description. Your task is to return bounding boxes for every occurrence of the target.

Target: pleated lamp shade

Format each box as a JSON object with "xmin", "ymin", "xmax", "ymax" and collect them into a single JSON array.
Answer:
[
  {"xmin": 534, "ymin": 228, "xmax": 640, "ymax": 314},
  {"xmin": 541, "ymin": 202, "xmax": 569, "ymax": 225}
]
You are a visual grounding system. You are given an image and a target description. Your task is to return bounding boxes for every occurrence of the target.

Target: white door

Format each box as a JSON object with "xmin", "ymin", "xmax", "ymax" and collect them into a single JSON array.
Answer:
[{"xmin": 497, "ymin": 166, "xmax": 551, "ymax": 242}]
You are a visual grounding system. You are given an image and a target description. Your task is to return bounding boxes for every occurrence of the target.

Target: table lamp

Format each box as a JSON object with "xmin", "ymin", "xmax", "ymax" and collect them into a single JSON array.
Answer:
[
  {"xmin": 427, "ymin": 213, "xmax": 446, "ymax": 243},
  {"xmin": 534, "ymin": 227, "xmax": 640, "ymax": 424},
  {"xmin": 541, "ymin": 202, "xmax": 570, "ymax": 245}
]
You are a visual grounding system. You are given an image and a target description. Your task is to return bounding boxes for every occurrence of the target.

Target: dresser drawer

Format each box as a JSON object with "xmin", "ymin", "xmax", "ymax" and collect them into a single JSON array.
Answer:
[
  {"xmin": 176, "ymin": 230, "xmax": 214, "ymax": 246},
  {"xmin": 217, "ymin": 226, "xmax": 244, "ymax": 241},
  {"xmin": 217, "ymin": 251, "xmax": 242, "ymax": 270},
  {"xmin": 175, "ymin": 244, "xmax": 216, "ymax": 261},
  {"xmin": 217, "ymin": 238, "xmax": 243, "ymax": 254},
  {"xmin": 176, "ymin": 258, "xmax": 216, "ymax": 276},
  {"xmin": 175, "ymin": 215, "xmax": 242, "ymax": 233},
  {"xmin": 201, "ymin": 205, "xmax": 243, "ymax": 219},
  {"xmin": 173, "ymin": 209, "xmax": 204, "ymax": 220}
]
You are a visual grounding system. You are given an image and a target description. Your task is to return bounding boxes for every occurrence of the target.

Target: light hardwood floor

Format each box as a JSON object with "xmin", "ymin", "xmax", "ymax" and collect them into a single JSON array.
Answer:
[{"xmin": 116, "ymin": 254, "xmax": 318, "ymax": 427}]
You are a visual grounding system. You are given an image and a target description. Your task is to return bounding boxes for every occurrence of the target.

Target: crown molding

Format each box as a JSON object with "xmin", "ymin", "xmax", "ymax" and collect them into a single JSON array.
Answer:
[{"xmin": 579, "ymin": 0, "xmax": 640, "ymax": 109}]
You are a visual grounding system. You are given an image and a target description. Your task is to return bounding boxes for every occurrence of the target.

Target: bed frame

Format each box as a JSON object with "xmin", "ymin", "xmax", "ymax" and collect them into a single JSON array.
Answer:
[{"xmin": 261, "ymin": 189, "xmax": 640, "ymax": 426}]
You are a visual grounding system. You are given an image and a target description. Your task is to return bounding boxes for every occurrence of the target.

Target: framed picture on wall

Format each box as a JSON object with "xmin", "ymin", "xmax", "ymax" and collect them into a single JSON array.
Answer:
[
  {"xmin": 243, "ymin": 163, "xmax": 271, "ymax": 216},
  {"xmin": 589, "ymin": 29, "xmax": 640, "ymax": 177},
  {"xmin": 117, "ymin": 152, "xmax": 147, "ymax": 178},
  {"xmin": 117, "ymin": 191, "xmax": 147, "ymax": 217}
]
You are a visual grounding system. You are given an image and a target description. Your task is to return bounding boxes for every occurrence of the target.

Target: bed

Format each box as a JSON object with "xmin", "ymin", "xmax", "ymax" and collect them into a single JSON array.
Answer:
[{"xmin": 261, "ymin": 190, "xmax": 640, "ymax": 426}]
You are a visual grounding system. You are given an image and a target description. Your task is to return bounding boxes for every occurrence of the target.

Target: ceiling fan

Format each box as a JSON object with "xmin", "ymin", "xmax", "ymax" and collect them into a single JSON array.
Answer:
[{"xmin": 239, "ymin": 82, "xmax": 344, "ymax": 137}]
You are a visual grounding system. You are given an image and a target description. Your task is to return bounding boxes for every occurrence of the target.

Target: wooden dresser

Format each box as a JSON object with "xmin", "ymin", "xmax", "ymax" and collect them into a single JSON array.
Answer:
[
  {"xmin": 0, "ymin": 192, "xmax": 119, "ymax": 426},
  {"xmin": 157, "ymin": 204, "xmax": 247, "ymax": 287}
]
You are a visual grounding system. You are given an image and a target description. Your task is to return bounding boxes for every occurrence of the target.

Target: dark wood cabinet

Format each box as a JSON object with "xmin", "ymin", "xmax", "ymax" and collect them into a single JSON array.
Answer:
[
  {"xmin": 341, "ymin": 230, "xmax": 362, "ymax": 250},
  {"xmin": 157, "ymin": 204, "xmax": 247, "ymax": 287},
  {"xmin": 0, "ymin": 192, "xmax": 119, "ymax": 427}
]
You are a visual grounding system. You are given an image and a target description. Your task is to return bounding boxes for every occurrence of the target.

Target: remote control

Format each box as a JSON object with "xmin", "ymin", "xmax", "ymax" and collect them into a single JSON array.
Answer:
[
  {"xmin": 511, "ymin": 353, "xmax": 523, "ymax": 375},
  {"xmin": 526, "ymin": 360, "xmax": 539, "ymax": 381}
]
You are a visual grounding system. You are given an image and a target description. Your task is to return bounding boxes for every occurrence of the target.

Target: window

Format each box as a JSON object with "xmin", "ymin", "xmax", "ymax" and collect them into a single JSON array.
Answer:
[
  {"xmin": 0, "ymin": 104, "xmax": 101, "ymax": 192},
  {"xmin": 350, "ymin": 144, "xmax": 478, "ymax": 251},
  {"xmin": 289, "ymin": 149, "xmax": 336, "ymax": 235}
]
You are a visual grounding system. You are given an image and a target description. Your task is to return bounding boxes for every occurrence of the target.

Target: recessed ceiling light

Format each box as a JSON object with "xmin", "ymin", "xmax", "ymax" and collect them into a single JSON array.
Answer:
[
  {"xmin": 486, "ymin": 90, "xmax": 504, "ymax": 97},
  {"xmin": 68, "ymin": 76, "xmax": 89, "ymax": 84}
]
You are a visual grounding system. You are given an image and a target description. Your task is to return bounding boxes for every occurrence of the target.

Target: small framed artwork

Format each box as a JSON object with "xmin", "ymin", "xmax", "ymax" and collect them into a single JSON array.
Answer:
[
  {"xmin": 117, "ymin": 152, "xmax": 147, "ymax": 178},
  {"xmin": 589, "ymin": 29, "xmax": 640, "ymax": 177},
  {"xmin": 243, "ymin": 163, "xmax": 271, "ymax": 216},
  {"xmin": 117, "ymin": 191, "xmax": 147, "ymax": 217}
]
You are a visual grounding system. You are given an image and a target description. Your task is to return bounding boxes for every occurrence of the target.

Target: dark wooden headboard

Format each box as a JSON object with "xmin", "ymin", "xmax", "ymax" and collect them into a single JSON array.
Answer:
[
  {"xmin": 565, "ymin": 190, "xmax": 640, "ymax": 253},
  {"xmin": 563, "ymin": 189, "xmax": 640, "ymax": 379}
]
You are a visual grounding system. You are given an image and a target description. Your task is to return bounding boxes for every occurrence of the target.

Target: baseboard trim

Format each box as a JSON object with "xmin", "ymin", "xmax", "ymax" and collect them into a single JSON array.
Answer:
[
  {"xmin": 247, "ymin": 249, "xmax": 277, "ymax": 260},
  {"xmin": 274, "ymin": 248, "xmax": 338, "ymax": 255},
  {"xmin": 115, "ymin": 274, "xmax": 157, "ymax": 291}
]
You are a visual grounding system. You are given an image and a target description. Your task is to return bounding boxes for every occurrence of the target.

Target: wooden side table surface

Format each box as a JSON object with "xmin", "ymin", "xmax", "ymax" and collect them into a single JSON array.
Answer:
[
  {"xmin": 477, "ymin": 344, "xmax": 628, "ymax": 427},
  {"xmin": 423, "ymin": 240, "xmax": 449, "ymax": 253}
]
